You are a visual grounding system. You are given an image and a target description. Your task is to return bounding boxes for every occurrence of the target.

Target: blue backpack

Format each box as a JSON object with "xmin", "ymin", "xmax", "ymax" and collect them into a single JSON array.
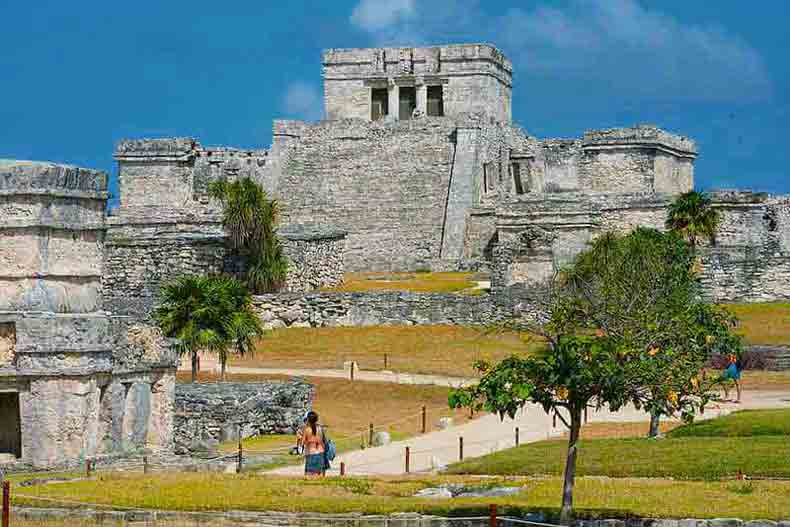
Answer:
[{"xmin": 322, "ymin": 430, "xmax": 337, "ymax": 462}]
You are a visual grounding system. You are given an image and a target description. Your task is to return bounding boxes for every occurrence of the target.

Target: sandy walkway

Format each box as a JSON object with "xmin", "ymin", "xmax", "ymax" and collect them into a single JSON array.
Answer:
[{"xmin": 268, "ymin": 389, "xmax": 790, "ymax": 476}]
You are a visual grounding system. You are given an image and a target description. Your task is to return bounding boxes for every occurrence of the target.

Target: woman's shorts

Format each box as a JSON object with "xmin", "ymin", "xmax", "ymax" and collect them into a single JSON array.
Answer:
[{"xmin": 305, "ymin": 453, "xmax": 325, "ymax": 474}]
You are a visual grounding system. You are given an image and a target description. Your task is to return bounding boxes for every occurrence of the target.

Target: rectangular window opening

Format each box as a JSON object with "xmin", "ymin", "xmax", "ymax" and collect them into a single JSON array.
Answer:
[
  {"xmin": 0, "ymin": 392, "xmax": 22, "ymax": 458},
  {"xmin": 512, "ymin": 162, "xmax": 524, "ymax": 194},
  {"xmin": 371, "ymin": 88, "xmax": 389, "ymax": 121},
  {"xmin": 427, "ymin": 86, "xmax": 444, "ymax": 117},
  {"xmin": 399, "ymin": 87, "xmax": 417, "ymax": 121}
]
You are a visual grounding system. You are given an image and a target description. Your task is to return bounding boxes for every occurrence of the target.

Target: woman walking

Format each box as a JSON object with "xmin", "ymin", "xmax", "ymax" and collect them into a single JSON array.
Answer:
[
  {"xmin": 722, "ymin": 353, "xmax": 742, "ymax": 403},
  {"xmin": 300, "ymin": 411, "xmax": 327, "ymax": 477}
]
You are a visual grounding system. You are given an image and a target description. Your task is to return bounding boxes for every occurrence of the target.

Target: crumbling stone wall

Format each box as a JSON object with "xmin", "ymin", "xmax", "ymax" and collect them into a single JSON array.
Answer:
[
  {"xmin": 280, "ymin": 225, "xmax": 346, "ymax": 292},
  {"xmin": 253, "ymin": 291, "xmax": 517, "ymax": 329},
  {"xmin": 174, "ymin": 381, "xmax": 313, "ymax": 453}
]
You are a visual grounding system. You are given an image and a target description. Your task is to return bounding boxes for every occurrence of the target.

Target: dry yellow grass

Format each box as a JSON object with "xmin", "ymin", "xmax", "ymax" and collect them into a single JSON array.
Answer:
[
  {"xmin": 235, "ymin": 325, "xmax": 539, "ymax": 377},
  {"xmin": 724, "ymin": 302, "xmax": 790, "ymax": 346},
  {"xmin": 325, "ymin": 272, "xmax": 479, "ymax": 294},
  {"xmin": 11, "ymin": 473, "xmax": 790, "ymax": 520}
]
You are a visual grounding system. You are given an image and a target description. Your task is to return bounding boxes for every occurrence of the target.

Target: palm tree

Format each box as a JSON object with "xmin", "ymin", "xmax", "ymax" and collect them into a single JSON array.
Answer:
[
  {"xmin": 209, "ymin": 178, "xmax": 288, "ymax": 293},
  {"xmin": 154, "ymin": 275, "xmax": 263, "ymax": 382},
  {"xmin": 665, "ymin": 191, "xmax": 721, "ymax": 250}
]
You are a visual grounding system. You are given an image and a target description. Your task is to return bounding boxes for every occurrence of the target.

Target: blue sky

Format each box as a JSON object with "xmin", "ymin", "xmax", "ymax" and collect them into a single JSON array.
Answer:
[{"xmin": 1, "ymin": 0, "xmax": 788, "ymax": 201}]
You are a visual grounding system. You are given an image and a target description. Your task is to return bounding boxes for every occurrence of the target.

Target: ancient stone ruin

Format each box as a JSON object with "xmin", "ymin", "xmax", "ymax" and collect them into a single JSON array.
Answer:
[
  {"xmin": 0, "ymin": 161, "xmax": 177, "ymax": 469},
  {"xmin": 2, "ymin": 42, "xmax": 789, "ymax": 468},
  {"xmin": 106, "ymin": 43, "xmax": 789, "ymax": 302}
]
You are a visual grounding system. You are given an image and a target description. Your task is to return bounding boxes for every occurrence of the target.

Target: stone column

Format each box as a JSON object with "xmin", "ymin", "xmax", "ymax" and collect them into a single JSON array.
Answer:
[
  {"xmin": 416, "ymin": 84, "xmax": 428, "ymax": 116},
  {"xmin": 388, "ymin": 83, "xmax": 399, "ymax": 121}
]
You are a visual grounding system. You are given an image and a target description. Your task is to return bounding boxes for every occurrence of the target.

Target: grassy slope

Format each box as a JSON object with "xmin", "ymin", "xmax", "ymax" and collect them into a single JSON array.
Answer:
[
  {"xmin": 447, "ymin": 409, "xmax": 790, "ymax": 480},
  {"xmin": 325, "ymin": 272, "xmax": 479, "ymax": 294},
  {"xmin": 236, "ymin": 325, "xmax": 539, "ymax": 378},
  {"xmin": 724, "ymin": 302, "xmax": 790, "ymax": 346}
]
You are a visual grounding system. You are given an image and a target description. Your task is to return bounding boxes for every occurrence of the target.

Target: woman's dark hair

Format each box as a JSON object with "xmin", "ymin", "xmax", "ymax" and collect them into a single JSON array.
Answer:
[{"xmin": 307, "ymin": 411, "xmax": 319, "ymax": 435}]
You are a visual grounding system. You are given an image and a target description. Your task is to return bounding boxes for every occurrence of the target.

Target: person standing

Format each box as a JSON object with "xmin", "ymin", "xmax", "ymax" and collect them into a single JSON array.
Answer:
[
  {"xmin": 722, "ymin": 353, "xmax": 742, "ymax": 403},
  {"xmin": 302, "ymin": 411, "xmax": 326, "ymax": 477}
]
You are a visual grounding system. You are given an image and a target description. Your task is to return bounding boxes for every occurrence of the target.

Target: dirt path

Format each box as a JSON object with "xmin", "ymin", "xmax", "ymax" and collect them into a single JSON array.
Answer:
[
  {"xmin": 223, "ymin": 365, "xmax": 475, "ymax": 387},
  {"xmin": 268, "ymin": 389, "xmax": 790, "ymax": 476}
]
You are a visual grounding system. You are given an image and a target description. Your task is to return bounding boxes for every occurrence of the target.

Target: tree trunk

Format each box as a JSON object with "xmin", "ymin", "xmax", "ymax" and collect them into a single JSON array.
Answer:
[
  {"xmin": 648, "ymin": 412, "xmax": 661, "ymax": 438},
  {"xmin": 221, "ymin": 355, "xmax": 227, "ymax": 382},
  {"xmin": 560, "ymin": 407, "xmax": 583, "ymax": 525},
  {"xmin": 191, "ymin": 351, "xmax": 198, "ymax": 383}
]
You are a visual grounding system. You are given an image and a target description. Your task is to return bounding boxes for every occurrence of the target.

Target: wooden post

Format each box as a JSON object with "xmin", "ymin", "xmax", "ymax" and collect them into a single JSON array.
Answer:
[
  {"xmin": 143, "ymin": 456, "xmax": 149, "ymax": 474},
  {"xmin": 350, "ymin": 362, "xmax": 355, "ymax": 382},
  {"xmin": 584, "ymin": 407, "xmax": 588, "ymax": 424},
  {"xmin": 340, "ymin": 462, "xmax": 346, "ymax": 477},
  {"xmin": 2, "ymin": 480, "xmax": 9, "ymax": 527},
  {"xmin": 361, "ymin": 432, "xmax": 366, "ymax": 450},
  {"xmin": 369, "ymin": 423, "xmax": 374, "ymax": 446},
  {"xmin": 237, "ymin": 437, "xmax": 243, "ymax": 474},
  {"xmin": 384, "ymin": 353, "xmax": 388, "ymax": 370},
  {"xmin": 553, "ymin": 411, "xmax": 557, "ymax": 428},
  {"xmin": 459, "ymin": 437, "xmax": 464, "ymax": 461},
  {"xmin": 405, "ymin": 447, "xmax": 410, "ymax": 474},
  {"xmin": 515, "ymin": 427, "xmax": 519, "ymax": 447},
  {"xmin": 421, "ymin": 406, "xmax": 427, "ymax": 434},
  {"xmin": 489, "ymin": 503, "xmax": 497, "ymax": 527}
]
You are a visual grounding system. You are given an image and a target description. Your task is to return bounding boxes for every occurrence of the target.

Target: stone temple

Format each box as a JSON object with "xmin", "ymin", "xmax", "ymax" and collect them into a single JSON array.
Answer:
[{"xmin": 2, "ymin": 42, "xmax": 789, "ymax": 468}]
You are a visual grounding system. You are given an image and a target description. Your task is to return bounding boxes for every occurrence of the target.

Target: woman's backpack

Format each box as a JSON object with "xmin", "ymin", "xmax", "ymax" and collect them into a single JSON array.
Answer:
[{"xmin": 322, "ymin": 429, "xmax": 337, "ymax": 462}]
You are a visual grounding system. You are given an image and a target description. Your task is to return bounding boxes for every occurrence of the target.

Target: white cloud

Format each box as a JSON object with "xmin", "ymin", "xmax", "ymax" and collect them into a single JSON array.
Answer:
[
  {"xmin": 350, "ymin": 0, "xmax": 416, "ymax": 32},
  {"xmin": 282, "ymin": 81, "xmax": 323, "ymax": 122},
  {"xmin": 501, "ymin": 0, "xmax": 773, "ymax": 103},
  {"xmin": 348, "ymin": 0, "xmax": 772, "ymax": 104}
]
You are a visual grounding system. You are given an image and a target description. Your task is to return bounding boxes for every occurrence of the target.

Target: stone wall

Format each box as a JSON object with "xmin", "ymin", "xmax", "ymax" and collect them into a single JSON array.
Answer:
[
  {"xmin": 271, "ymin": 118, "xmax": 457, "ymax": 271},
  {"xmin": 322, "ymin": 44, "xmax": 512, "ymax": 124},
  {"xmin": 280, "ymin": 225, "xmax": 347, "ymax": 293},
  {"xmin": 253, "ymin": 291, "xmax": 516, "ymax": 330},
  {"xmin": 174, "ymin": 381, "xmax": 313, "ymax": 453}
]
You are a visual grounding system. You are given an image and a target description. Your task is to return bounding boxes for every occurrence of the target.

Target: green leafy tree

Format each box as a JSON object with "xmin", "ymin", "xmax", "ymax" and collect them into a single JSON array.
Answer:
[
  {"xmin": 451, "ymin": 335, "xmax": 631, "ymax": 524},
  {"xmin": 665, "ymin": 190, "xmax": 721, "ymax": 249},
  {"xmin": 209, "ymin": 177, "xmax": 288, "ymax": 293},
  {"xmin": 452, "ymin": 228, "xmax": 742, "ymax": 522},
  {"xmin": 154, "ymin": 275, "xmax": 264, "ymax": 382},
  {"xmin": 560, "ymin": 227, "xmax": 741, "ymax": 436}
]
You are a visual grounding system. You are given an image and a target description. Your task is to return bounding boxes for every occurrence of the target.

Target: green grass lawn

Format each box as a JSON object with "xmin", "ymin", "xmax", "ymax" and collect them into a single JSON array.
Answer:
[
  {"xmin": 668, "ymin": 409, "xmax": 790, "ymax": 438},
  {"xmin": 11, "ymin": 473, "xmax": 790, "ymax": 521},
  {"xmin": 447, "ymin": 409, "xmax": 790, "ymax": 480}
]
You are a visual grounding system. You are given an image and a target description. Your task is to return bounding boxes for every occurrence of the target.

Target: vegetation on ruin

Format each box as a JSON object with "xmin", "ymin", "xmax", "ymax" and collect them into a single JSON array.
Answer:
[
  {"xmin": 209, "ymin": 177, "xmax": 288, "ymax": 293},
  {"xmin": 155, "ymin": 276, "xmax": 263, "ymax": 382},
  {"xmin": 234, "ymin": 325, "xmax": 539, "ymax": 377},
  {"xmin": 665, "ymin": 190, "xmax": 721, "ymax": 249},
  {"xmin": 449, "ymin": 228, "xmax": 741, "ymax": 522},
  {"xmin": 447, "ymin": 409, "xmax": 790, "ymax": 481},
  {"xmin": 11, "ymin": 473, "xmax": 790, "ymax": 520},
  {"xmin": 325, "ymin": 272, "xmax": 481, "ymax": 294}
]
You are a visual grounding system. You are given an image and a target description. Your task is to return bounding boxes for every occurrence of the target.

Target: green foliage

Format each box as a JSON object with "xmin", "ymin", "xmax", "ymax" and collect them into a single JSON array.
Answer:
[
  {"xmin": 445, "ymin": 435, "xmax": 790, "ymax": 480},
  {"xmin": 669, "ymin": 409, "xmax": 790, "ymax": 438},
  {"xmin": 665, "ymin": 190, "xmax": 721, "ymax": 248},
  {"xmin": 450, "ymin": 335, "xmax": 630, "ymax": 421},
  {"xmin": 154, "ymin": 275, "xmax": 264, "ymax": 381},
  {"xmin": 209, "ymin": 177, "xmax": 288, "ymax": 293},
  {"xmin": 554, "ymin": 227, "xmax": 742, "ymax": 424}
]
